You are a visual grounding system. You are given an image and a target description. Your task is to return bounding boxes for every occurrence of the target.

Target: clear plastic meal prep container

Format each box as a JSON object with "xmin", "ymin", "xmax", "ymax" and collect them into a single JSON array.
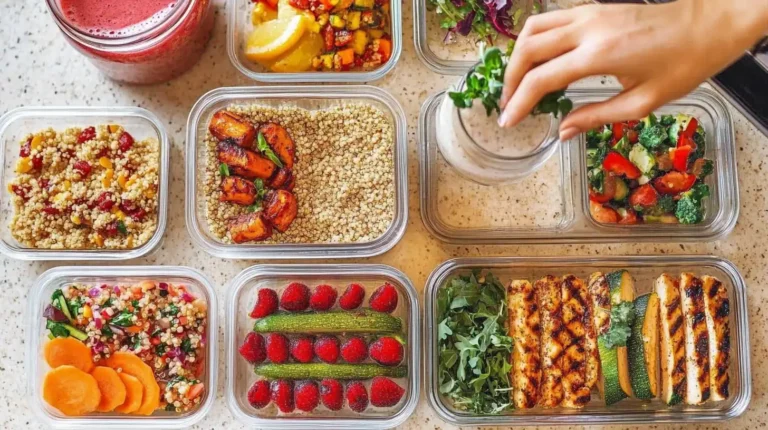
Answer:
[
  {"xmin": 26, "ymin": 266, "xmax": 218, "ymax": 429},
  {"xmin": 413, "ymin": 0, "xmax": 549, "ymax": 74},
  {"xmin": 424, "ymin": 255, "xmax": 751, "ymax": 425},
  {"xmin": 225, "ymin": 264, "xmax": 420, "ymax": 429},
  {"xmin": 185, "ymin": 85, "xmax": 408, "ymax": 259},
  {"xmin": 0, "ymin": 107, "xmax": 170, "ymax": 260},
  {"xmin": 227, "ymin": 0, "xmax": 402, "ymax": 82},
  {"xmin": 419, "ymin": 87, "xmax": 739, "ymax": 243}
]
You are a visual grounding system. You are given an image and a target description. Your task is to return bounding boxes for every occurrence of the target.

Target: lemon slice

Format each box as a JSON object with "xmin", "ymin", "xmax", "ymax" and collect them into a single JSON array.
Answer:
[{"xmin": 245, "ymin": 16, "xmax": 307, "ymax": 62}]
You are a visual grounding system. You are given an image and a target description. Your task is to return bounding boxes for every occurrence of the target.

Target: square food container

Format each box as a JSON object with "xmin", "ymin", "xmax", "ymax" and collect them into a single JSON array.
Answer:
[
  {"xmin": 225, "ymin": 264, "xmax": 420, "ymax": 429},
  {"xmin": 227, "ymin": 0, "xmax": 402, "ymax": 82},
  {"xmin": 26, "ymin": 266, "xmax": 218, "ymax": 429},
  {"xmin": 185, "ymin": 85, "xmax": 408, "ymax": 259},
  {"xmin": 413, "ymin": 0, "xmax": 548, "ymax": 74},
  {"xmin": 424, "ymin": 255, "xmax": 751, "ymax": 425},
  {"xmin": 419, "ymin": 87, "xmax": 739, "ymax": 243},
  {"xmin": 0, "ymin": 107, "xmax": 169, "ymax": 260}
]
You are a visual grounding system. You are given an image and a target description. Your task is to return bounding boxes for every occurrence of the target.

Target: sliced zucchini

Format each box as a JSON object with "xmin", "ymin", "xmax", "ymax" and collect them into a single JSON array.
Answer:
[
  {"xmin": 606, "ymin": 270, "xmax": 635, "ymax": 398},
  {"xmin": 656, "ymin": 274, "xmax": 686, "ymax": 406},
  {"xmin": 588, "ymin": 273, "xmax": 627, "ymax": 406},
  {"xmin": 613, "ymin": 178, "xmax": 629, "ymax": 202},
  {"xmin": 628, "ymin": 293, "xmax": 659, "ymax": 400}
]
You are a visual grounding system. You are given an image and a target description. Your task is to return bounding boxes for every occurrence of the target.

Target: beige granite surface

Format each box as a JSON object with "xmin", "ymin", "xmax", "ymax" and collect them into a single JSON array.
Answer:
[{"xmin": 1, "ymin": 0, "xmax": 767, "ymax": 428}]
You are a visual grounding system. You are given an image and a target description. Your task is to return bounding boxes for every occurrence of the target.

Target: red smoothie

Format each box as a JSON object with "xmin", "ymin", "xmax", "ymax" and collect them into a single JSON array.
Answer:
[{"xmin": 59, "ymin": 0, "xmax": 178, "ymax": 38}]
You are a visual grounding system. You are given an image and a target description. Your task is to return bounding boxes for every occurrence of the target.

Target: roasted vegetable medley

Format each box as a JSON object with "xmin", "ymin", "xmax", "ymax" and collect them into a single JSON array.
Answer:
[{"xmin": 586, "ymin": 114, "xmax": 714, "ymax": 225}]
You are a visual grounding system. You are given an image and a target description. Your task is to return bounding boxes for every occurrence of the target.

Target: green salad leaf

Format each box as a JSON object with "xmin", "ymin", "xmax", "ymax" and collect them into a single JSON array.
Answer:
[{"xmin": 437, "ymin": 270, "xmax": 514, "ymax": 414}]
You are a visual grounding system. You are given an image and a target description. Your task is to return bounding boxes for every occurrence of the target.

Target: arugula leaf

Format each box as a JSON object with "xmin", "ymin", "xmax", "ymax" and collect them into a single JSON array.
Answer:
[
  {"xmin": 111, "ymin": 310, "xmax": 135, "ymax": 327},
  {"xmin": 257, "ymin": 132, "xmax": 283, "ymax": 168},
  {"xmin": 600, "ymin": 301, "xmax": 636, "ymax": 349},
  {"xmin": 437, "ymin": 270, "xmax": 513, "ymax": 414}
]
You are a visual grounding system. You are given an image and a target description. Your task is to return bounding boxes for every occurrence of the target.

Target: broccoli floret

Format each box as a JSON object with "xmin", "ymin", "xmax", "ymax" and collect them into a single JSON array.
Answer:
[
  {"xmin": 645, "ymin": 195, "xmax": 676, "ymax": 216},
  {"xmin": 639, "ymin": 124, "xmax": 668, "ymax": 150},
  {"xmin": 586, "ymin": 126, "xmax": 612, "ymax": 148},
  {"xmin": 660, "ymin": 114, "xmax": 675, "ymax": 126},
  {"xmin": 693, "ymin": 130, "xmax": 706, "ymax": 158},
  {"xmin": 588, "ymin": 168, "xmax": 605, "ymax": 193},
  {"xmin": 587, "ymin": 144, "xmax": 608, "ymax": 168},
  {"xmin": 675, "ymin": 183, "xmax": 710, "ymax": 224}
]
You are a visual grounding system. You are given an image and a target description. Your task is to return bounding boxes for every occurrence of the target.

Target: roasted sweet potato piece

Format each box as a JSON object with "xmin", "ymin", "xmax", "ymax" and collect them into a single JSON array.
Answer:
[
  {"xmin": 229, "ymin": 212, "xmax": 273, "ymax": 243},
  {"xmin": 220, "ymin": 176, "xmax": 257, "ymax": 205},
  {"xmin": 263, "ymin": 189, "xmax": 298, "ymax": 233},
  {"xmin": 259, "ymin": 123, "xmax": 296, "ymax": 169},
  {"xmin": 217, "ymin": 141, "xmax": 276, "ymax": 180},
  {"xmin": 209, "ymin": 110, "xmax": 256, "ymax": 148},
  {"xmin": 268, "ymin": 168, "xmax": 295, "ymax": 191}
]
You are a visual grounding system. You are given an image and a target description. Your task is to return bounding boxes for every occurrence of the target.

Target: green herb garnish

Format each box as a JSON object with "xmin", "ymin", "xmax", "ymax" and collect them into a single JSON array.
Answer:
[
  {"xmin": 449, "ymin": 46, "xmax": 572, "ymax": 118},
  {"xmin": 257, "ymin": 132, "xmax": 284, "ymax": 168},
  {"xmin": 600, "ymin": 301, "xmax": 636, "ymax": 349},
  {"xmin": 116, "ymin": 220, "xmax": 128, "ymax": 235},
  {"xmin": 111, "ymin": 310, "xmax": 135, "ymax": 327},
  {"xmin": 437, "ymin": 269, "xmax": 514, "ymax": 415},
  {"xmin": 219, "ymin": 162, "xmax": 230, "ymax": 177}
]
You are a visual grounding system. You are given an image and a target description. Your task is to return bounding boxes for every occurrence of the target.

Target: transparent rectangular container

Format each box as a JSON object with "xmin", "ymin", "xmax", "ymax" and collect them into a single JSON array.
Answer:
[
  {"xmin": 26, "ymin": 266, "xmax": 218, "ymax": 429},
  {"xmin": 227, "ymin": 0, "xmax": 401, "ymax": 82},
  {"xmin": 0, "ymin": 107, "xmax": 169, "ymax": 260},
  {"xmin": 225, "ymin": 264, "xmax": 420, "ymax": 429},
  {"xmin": 424, "ymin": 255, "xmax": 751, "ymax": 425},
  {"xmin": 419, "ymin": 87, "xmax": 739, "ymax": 243},
  {"xmin": 413, "ymin": 0, "xmax": 549, "ymax": 74},
  {"xmin": 185, "ymin": 85, "xmax": 408, "ymax": 259}
]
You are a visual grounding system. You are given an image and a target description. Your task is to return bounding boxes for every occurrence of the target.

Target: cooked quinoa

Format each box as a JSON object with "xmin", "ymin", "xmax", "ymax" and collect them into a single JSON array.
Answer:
[
  {"xmin": 8, "ymin": 125, "xmax": 159, "ymax": 249},
  {"xmin": 204, "ymin": 103, "xmax": 395, "ymax": 244},
  {"xmin": 46, "ymin": 281, "xmax": 208, "ymax": 413}
]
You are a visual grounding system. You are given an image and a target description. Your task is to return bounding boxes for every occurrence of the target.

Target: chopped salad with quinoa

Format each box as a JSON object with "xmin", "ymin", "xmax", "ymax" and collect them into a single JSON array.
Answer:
[
  {"xmin": 8, "ymin": 124, "xmax": 159, "ymax": 250},
  {"xmin": 42, "ymin": 280, "xmax": 208, "ymax": 415}
]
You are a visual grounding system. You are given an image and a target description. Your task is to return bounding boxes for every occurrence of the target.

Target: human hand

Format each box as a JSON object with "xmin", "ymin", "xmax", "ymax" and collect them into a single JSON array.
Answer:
[{"xmin": 498, "ymin": 0, "xmax": 768, "ymax": 141}]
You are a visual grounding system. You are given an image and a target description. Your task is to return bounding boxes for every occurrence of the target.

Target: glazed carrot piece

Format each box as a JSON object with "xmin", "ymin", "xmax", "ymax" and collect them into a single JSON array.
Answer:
[
  {"xmin": 209, "ymin": 110, "xmax": 257, "ymax": 148},
  {"xmin": 259, "ymin": 123, "xmax": 296, "ymax": 169},
  {"xmin": 43, "ymin": 365, "xmax": 101, "ymax": 416},
  {"xmin": 105, "ymin": 352, "xmax": 160, "ymax": 416},
  {"xmin": 114, "ymin": 373, "xmax": 144, "ymax": 414},
  {"xmin": 44, "ymin": 337, "xmax": 95, "ymax": 373},
  {"xmin": 228, "ymin": 212, "xmax": 274, "ymax": 243},
  {"xmin": 217, "ymin": 141, "xmax": 277, "ymax": 180},
  {"xmin": 91, "ymin": 366, "xmax": 127, "ymax": 412}
]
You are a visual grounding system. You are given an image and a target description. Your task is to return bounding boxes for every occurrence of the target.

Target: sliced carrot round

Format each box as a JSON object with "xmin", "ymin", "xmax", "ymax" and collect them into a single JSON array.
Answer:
[
  {"xmin": 91, "ymin": 366, "xmax": 127, "ymax": 412},
  {"xmin": 105, "ymin": 352, "xmax": 160, "ymax": 416},
  {"xmin": 43, "ymin": 365, "xmax": 101, "ymax": 416},
  {"xmin": 114, "ymin": 373, "xmax": 144, "ymax": 414},
  {"xmin": 44, "ymin": 337, "xmax": 94, "ymax": 373}
]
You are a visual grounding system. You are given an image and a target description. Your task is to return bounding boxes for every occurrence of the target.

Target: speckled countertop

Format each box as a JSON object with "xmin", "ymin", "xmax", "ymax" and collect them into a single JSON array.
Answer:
[{"xmin": 1, "ymin": 0, "xmax": 767, "ymax": 429}]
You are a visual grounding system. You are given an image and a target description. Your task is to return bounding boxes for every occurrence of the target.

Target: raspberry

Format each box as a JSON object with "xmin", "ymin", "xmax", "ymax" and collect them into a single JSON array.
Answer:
[
  {"xmin": 369, "ymin": 336, "xmax": 403, "ymax": 366},
  {"xmin": 369, "ymin": 377, "xmax": 405, "ymax": 407},
  {"xmin": 346, "ymin": 381, "xmax": 368, "ymax": 413},
  {"xmin": 314, "ymin": 336, "xmax": 340, "ymax": 363},
  {"xmin": 73, "ymin": 160, "xmax": 92, "ymax": 177},
  {"xmin": 369, "ymin": 283, "xmax": 398, "ymax": 313},
  {"xmin": 340, "ymin": 337, "xmax": 367, "ymax": 363},
  {"xmin": 280, "ymin": 282, "xmax": 310, "ymax": 311},
  {"xmin": 238, "ymin": 332, "xmax": 266, "ymax": 364},
  {"xmin": 319, "ymin": 379, "xmax": 344, "ymax": 411},
  {"xmin": 118, "ymin": 131, "xmax": 134, "ymax": 152},
  {"xmin": 309, "ymin": 284, "xmax": 337, "ymax": 311},
  {"xmin": 77, "ymin": 126, "xmax": 96, "ymax": 144},
  {"xmin": 247, "ymin": 380, "xmax": 271, "ymax": 408},
  {"xmin": 249, "ymin": 288, "xmax": 279, "ymax": 318},
  {"xmin": 290, "ymin": 336, "xmax": 314, "ymax": 363},
  {"xmin": 294, "ymin": 380, "xmax": 320, "ymax": 412},
  {"xmin": 339, "ymin": 283, "xmax": 365, "ymax": 310},
  {"xmin": 270, "ymin": 380, "xmax": 294, "ymax": 413},
  {"xmin": 265, "ymin": 333, "xmax": 290, "ymax": 363}
]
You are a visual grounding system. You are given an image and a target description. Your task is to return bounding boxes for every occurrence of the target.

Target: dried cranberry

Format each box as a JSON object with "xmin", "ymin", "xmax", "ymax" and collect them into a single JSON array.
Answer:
[
  {"xmin": 11, "ymin": 185, "xmax": 29, "ymax": 200},
  {"xmin": 38, "ymin": 178, "xmax": 49, "ymax": 190},
  {"xmin": 129, "ymin": 208, "xmax": 146, "ymax": 221},
  {"xmin": 101, "ymin": 222, "xmax": 119, "ymax": 237},
  {"xmin": 118, "ymin": 132, "xmax": 134, "ymax": 152},
  {"xmin": 77, "ymin": 126, "xmax": 96, "ymax": 144},
  {"xmin": 20, "ymin": 138, "xmax": 31, "ymax": 157},
  {"xmin": 289, "ymin": 0, "xmax": 310, "ymax": 8},
  {"xmin": 42, "ymin": 204, "xmax": 60, "ymax": 215},
  {"xmin": 31, "ymin": 155, "xmax": 43, "ymax": 170},
  {"xmin": 95, "ymin": 192, "xmax": 114, "ymax": 211},
  {"xmin": 120, "ymin": 199, "xmax": 137, "ymax": 213},
  {"xmin": 73, "ymin": 160, "xmax": 91, "ymax": 176},
  {"xmin": 62, "ymin": 149, "xmax": 76, "ymax": 160}
]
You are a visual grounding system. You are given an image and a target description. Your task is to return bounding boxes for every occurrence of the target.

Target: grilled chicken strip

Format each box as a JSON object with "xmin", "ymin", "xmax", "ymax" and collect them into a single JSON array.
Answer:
[
  {"xmin": 535, "ymin": 276, "xmax": 564, "ymax": 408},
  {"xmin": 587, "ymin": 273, "xmax": 611, "ymax": 399},
  {"xmin": 508, "ymin": 280, "xmax": 542, "ymax": 409},
  {"xmin": 219, "ymin": 176, "xmax": 257, "ymax": 205},
  {"xmin": 259, "ymin": 123, "xmax": 296, "ymax": 169},
  {"xmin": 209, "ymin": 110, "xmax": 256, "ymax": 148},
  {"xmin": 228, "ymin": 212, "xmax": 273, "ymax": 243},
  {"xmin": 560, "ymin": 275, "xmax": 593, "ymax": 408},
  {"xmin": 702, "ymin": 275, "xmax": 730, "ymax": 401},
  {"xmin": 263, "ymin": 189, "xmax": 298, "ymax": 233},
  {"xmin": 680, "ymin": 273, "xmax": 711, "ymax": 405},
  {"xmin": 217, "ymin": 140, "xmax": 277, "ymax": 180},
  {"xmin": 656, "ymin": 273, "xmax": 687, "ymax": 406}
]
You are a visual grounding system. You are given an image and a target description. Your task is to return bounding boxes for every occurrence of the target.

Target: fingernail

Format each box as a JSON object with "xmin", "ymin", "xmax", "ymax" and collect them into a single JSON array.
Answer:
[
  {"xmin": 559, "ymin": 127, "xmax": 579, "ymax": 141},
  {"xmin": 498, "ymin": 111, "xmax": 509, "ymax": 127}
]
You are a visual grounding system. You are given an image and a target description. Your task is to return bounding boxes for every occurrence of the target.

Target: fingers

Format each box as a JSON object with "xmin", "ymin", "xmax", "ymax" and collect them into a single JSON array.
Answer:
[
  {"xmin": 518, "ymin": 8, "xmax": 579, "ymax": 38},
  {"xmin": 500, "ymin": 25, "xmax": 579, "ymax": 108},
  {"xmin": 499, "ymin": 50, "xmax": 592, "ymax": 128},
  {"xmin": 558, "ymin": 83, "xmax": 662, "ymax": 141}
]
